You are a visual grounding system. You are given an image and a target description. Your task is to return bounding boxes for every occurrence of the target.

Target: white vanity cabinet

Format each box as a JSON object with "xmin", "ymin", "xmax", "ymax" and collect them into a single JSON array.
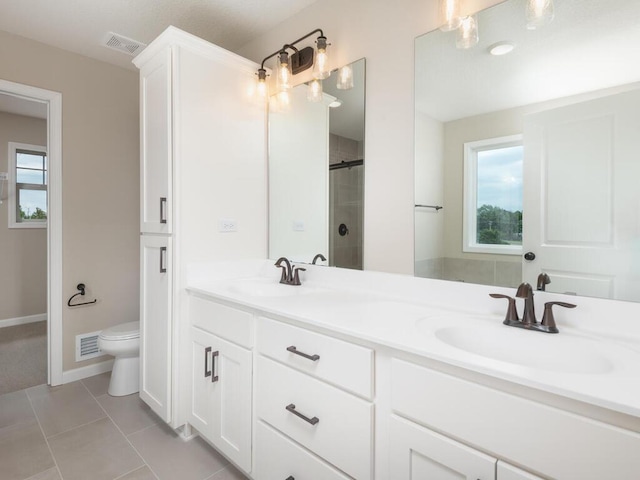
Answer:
[
  {"xmin": 390, "ymin": 358, "xmax": 640, "ymax": 480},
  {"xmin": 389, "ymin": 415, "xmax": 541, "ymax": 480},
  {"xmin": 255, "ymin": 317, "xmax": 375, "ymax": 480},
  {"xmin": 188, "ymin": 294, "xmax": 253, "ymax": 473}
]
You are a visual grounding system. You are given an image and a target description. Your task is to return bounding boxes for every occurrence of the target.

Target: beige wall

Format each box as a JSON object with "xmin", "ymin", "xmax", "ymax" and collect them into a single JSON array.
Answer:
[
  {"xmin": 0, "ymin": 111, "xmax": 47, "ymax": 319},
  {"xmin": 0, "ymin": 30, "xmax": 139, "ymax": 371},
  {"xmin": 238, "ymin": 0, "xmax": 501, "ymax": 274}
]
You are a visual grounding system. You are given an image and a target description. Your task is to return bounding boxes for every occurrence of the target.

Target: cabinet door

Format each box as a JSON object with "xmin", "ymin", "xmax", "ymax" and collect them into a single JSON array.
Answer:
[
  {"xmin": 497, "ymin": 462, "xmax": 544, "ymax": 480},
  {"xmin": 210, "ymin": 336, "xmax": 252, "ymax": 473},
  {"xmin": 140, "ymin": 235, "xmax": 172, "ymax": 422},
  {"xmin": 140, "ymin": 47, "xmax": 172, "ymax": 234},
  {"xmin": 390, "ymin": 415, "xmax": 496, "ymax": 480},
  {"xmin": 189, "ymin": 327, "xmax": 217, "ymax": 438}
]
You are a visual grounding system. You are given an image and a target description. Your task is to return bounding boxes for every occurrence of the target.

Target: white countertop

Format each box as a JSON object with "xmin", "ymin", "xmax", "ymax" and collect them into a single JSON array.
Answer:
[{"xmin": 187, "ymin": 260, "xmax": 640, "ymax": 418}]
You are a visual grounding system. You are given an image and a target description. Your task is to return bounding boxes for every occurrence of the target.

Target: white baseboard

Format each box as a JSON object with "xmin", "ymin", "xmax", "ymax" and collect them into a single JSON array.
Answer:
[
  {"xmin": 0, "ymin": 313, "xmax": 47, "ymax": 329},
  {"xmin": 62, "ymin": 359, "xmax": 114, "ymax": 384}
]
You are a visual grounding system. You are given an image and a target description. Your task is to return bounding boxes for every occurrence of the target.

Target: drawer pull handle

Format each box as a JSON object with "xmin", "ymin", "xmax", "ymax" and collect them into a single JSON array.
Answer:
[
  {"xmin": 286, "ymin": 346, "xmax": 320, "ymax": 362},
  {"xmin": 204, "ymin": 347, "xmax": 212, "ymax": 378},
  {"xmin": 160, "ymin": 197, "xmax": 167, "ymax": 224},
  {"xmin": 286, "ymin": 403, "xmax": 319, "ymax": 426},
  {"xmin": 159, "ymin": 247, "xmax": 167, "ymax": 273},
  {"xmin": 211, "ymin": 350, "xmax": 219, "ymax": 383}
]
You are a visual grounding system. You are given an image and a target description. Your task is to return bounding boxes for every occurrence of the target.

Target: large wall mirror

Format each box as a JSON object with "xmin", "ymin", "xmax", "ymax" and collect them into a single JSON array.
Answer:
[
  {"xmin": 415, "ymin": 0, "xmax": 640, "ymax": 301},
  {"xmin": 269, "ymin": 58, "xmax": 365, "ymax": 269}
]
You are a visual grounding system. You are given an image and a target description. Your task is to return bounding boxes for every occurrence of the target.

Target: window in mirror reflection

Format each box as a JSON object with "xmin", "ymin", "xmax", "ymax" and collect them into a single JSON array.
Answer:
[{"xmin": 463, "ymin": 135, "xmax": 522, "ymax": 255}]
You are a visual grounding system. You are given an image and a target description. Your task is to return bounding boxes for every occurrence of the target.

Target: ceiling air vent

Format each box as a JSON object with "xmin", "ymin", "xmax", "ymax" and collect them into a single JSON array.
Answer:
[{"xmin": 103, "ymin": 32, "xmax": 146, "ymax": 56}]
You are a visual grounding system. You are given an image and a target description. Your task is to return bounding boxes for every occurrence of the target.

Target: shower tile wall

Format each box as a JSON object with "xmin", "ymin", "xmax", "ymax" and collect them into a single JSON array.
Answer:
[{"xmin": 329, "ymin": 134, "xmax": 363, "ymax": 270}]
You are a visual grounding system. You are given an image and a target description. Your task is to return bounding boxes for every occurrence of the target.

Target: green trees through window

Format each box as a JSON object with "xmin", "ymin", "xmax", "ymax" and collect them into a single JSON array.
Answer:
[{"xmin": 476, "ymin": 204, "xmax": 522, "ymax": 245}]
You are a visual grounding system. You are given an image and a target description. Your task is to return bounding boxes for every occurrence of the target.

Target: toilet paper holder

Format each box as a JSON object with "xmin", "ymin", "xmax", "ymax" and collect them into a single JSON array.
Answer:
[{"xmin": 67, "ymin": 283, "xmax": 98, "ymax": 307}]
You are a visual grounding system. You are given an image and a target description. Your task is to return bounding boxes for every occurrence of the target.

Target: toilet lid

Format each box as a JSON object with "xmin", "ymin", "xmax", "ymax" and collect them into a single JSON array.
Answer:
[{"xmin": 100, "ymin": 321, "xmax": 140, "ymax": 340}]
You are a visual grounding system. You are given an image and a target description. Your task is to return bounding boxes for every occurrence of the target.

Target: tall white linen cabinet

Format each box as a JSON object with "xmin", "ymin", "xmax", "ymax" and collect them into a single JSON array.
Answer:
[{"xmin": 133, "ymin": 27, "xmax": 267, "ymax": 428}]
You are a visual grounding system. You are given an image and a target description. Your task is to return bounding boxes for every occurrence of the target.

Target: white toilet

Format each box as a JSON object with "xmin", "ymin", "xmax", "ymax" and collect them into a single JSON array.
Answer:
[{"xmin": 98, "ymin": 321, "xmax": 140, "ymax": 396}]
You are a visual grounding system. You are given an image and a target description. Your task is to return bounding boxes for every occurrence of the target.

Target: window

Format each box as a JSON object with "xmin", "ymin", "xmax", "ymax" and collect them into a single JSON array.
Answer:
[
  {"xmin": 8, "ymin": 142, "xmax": 47, "ymax": 228},
  {"xmin": 463, "ymin": 135, "xmax": 523, "ymax": 255}
]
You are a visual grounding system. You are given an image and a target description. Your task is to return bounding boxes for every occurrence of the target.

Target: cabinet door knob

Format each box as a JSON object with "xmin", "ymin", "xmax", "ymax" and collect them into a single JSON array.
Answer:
[
  {"xmin": 285, "ymin": 403, "xmax": 319, "ymax": 425},
  {"xmin": 211, "ymin": 350, "xmax": 219, "ymax": 383},
  {"xmin": 204, "ymin": 346, "xmax": 212, "ymax": 378},
  {"xmin": 285, "ymin": 477, "xmax": 295, "ymax": 480},
  {"xmin": 286, "ymin": 346, "xmax": 320, "ymax": 362}
]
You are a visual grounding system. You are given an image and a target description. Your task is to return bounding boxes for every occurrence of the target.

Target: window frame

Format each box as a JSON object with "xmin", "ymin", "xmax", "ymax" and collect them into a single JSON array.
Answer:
[
  {"xmin": 8, "ymin": 142, "xmax": 48, "ymax": 229},
  {"xmin": 463, "ymin": 134, "xmax": 523, "ymax": 256}
]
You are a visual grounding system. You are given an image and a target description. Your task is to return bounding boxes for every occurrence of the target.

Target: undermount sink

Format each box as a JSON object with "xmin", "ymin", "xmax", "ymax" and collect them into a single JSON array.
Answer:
[
  {"xmin": 430, "ymin": 322, "xmax": 615, "ymax": 374},
  {"xmin": 224, "ymin": 277, "xmax": 320, "ymax": 297}
]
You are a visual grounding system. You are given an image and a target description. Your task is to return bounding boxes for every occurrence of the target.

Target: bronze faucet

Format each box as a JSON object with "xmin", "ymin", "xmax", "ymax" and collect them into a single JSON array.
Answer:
[
  {"xmin": 490, "ymin": 282, "xmax": 576, "ymax": 333},
  {"xmin": 312, "ymin": 253, "xmax": 327, "ymax": 265},
  {"xmin": 274, "ymin": 257, "xmax": 305, "ymax": 286},
  {"xmin": 536, "ymin": 273, "xmax": 551, "ymax": 291},
  {"xmin": 516, "ymin": 282, "xmax": 537, "ymax": 326}
]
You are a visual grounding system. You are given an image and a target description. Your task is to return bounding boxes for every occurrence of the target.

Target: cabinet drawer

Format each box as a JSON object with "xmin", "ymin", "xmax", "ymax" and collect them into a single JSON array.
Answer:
[
  {"xmin": 189, "ymin": 294, "xmax": 253, "ymax": 348},
  {"xmin": 257, "ymin": 355, "xmax": 373, "ymax": 480},
  {"xmin": 254, "ymin": 420, "xmax": 351, "ymax": 480},
  {"xmin": 258, "ymin": 316, "xmax": 373, "ymax": 399},
  {"xmin": 391, "ymin": 358, "xmax": 640, "ymax": 480}
]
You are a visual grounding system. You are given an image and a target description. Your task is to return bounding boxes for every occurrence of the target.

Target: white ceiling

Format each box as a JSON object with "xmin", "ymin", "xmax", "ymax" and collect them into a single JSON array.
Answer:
[
  {"xmin": 416, "ymin": 0, "xmax": 640, "ymax": 122},
  {"xmin": 0, "ymin": 0, "xmax": 321, "ymax": 71}
]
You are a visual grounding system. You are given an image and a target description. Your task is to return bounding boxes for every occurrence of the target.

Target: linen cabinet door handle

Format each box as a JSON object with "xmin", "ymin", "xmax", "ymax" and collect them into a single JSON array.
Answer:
[
  {"xmin": 286, "ymin": 346, "xmax": 320, "ymax": 361},
  {"xmin": 211, "ymin": 350, "xmax": 219, "ymax": 382},
  {"xmin": 204, "ymin": 347, "xmax": 212, "ymax": 378},
  {"xmin": 285, "ymin": 477, "xmax": 295, "ymax": 480},
  {"xmin": 160, "ymin": 197, "xmax": 167, "ymax": 224},
  {"xmin": 159, "ymin": 247, "xmax": 167, "ymax": 273},
  {"xmin": 285, "ymin": 403, "xmax": 319, "ymax": 425}
]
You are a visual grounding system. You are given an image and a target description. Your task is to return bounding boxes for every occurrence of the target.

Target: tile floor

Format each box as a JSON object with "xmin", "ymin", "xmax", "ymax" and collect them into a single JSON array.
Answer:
[{"xmin": 0, "ymin": 372, "xmax": 248, "ymax": 480}]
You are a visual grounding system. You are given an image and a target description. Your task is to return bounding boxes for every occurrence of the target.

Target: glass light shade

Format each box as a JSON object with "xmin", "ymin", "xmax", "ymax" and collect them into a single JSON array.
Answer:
[
  {"xmin": 313, "ymin": 36, "xmax": 330, "ymax": 79},
  {"xmin": 439, "ymin": 0, "xmax": 462, "ymax": 32},
  {"xmin": 526, "ymin": 0, "xmax": 554, "ymax": 30},
  {"xmin": 336, "ymin": 65, "xmax": 354, "ymax": 90},
  {"xmin": 307, "ymin": 79, "xmax": 323, "ymax": 102},
  {"xmin": 456, "ymin": 15, "xmax": 479, "ymax": 49},
  {"xmin": 276, "ymin": 53, "xmax": 292, "ymax": 92}
]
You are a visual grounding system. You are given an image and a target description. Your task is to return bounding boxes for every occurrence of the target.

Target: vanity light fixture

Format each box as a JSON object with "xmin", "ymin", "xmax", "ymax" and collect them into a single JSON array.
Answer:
[
  {"xmin": 256, "ymin": 68, "xmax": 269, "ymax": 99},
  {"xmin": 488, "ymin": 41, "xmax": 515, "ymax": 56},
  {"xmin": 439, "ymin": 0, "xmax": 462, "ymax": 32},
  {"xmin": 456, "ymin": 15, "xmax": 479, "ymax": 49},
  {"xmin": 526, "ymin": 0, "xmax": 555, "ymax": 30},
  {"xmin": 307, "ymin": 79, "xmax": 323, "ymax": 102},
  {"xmin": 255, "ymin": 29, "xmax": 331, "ymax": 99},
  {"xmin": 336, "ymin": 65, "xmax": 354, "ymax": 90}
]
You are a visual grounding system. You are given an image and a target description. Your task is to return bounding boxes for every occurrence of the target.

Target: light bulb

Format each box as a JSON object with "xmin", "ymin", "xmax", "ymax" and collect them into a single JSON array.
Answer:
[
  {"xmin": 439, "ymin": 0, "xmax": 461, "ymax": 32},
  {"xmin": 313, "ymin": 36, "xmax": 330, "ymax": 79},
  {"xmin": 256, "ymin": 68, "xmax": 269, "ymax": 99},
  {"xmin": 276, "ymin": 52, "xmax": 292, "ymax": 92},
  {"xmin": 456, "ymin": 15, "xmax": 479, "ymax": 50},
  {"xmin": 336, "ymin": 65, "xmax": 354, "ymax": 90},
  {"xmin": 526, "ymin": 0, "xmax": 554, "ymax": 30},
  {"xmin": 307, "ymin": 79, "xmax": 323, "ymax": 102}
]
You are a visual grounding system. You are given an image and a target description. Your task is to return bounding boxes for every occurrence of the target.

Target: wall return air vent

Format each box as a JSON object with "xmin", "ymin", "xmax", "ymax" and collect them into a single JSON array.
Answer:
[
  {"xmin": 75, "ymin": 331, "xmax": 104, "ymax": 362},
  {"xmin": 103, "ymin": 32, "xmax": 146, "ymax": 56}
]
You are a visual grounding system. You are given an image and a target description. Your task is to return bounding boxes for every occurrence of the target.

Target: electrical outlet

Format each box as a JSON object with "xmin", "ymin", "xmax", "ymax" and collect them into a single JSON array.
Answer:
[
  {"xmin": 218, "ymin": 218, "xmax": 237, "ymax": 232},
  {"xmin": 292, "ymin": 220, "xmax": 305, "ymax": 232},
  {"xmin": 0, "ymin": 172, "xmax": 7, "ymax": 180}
]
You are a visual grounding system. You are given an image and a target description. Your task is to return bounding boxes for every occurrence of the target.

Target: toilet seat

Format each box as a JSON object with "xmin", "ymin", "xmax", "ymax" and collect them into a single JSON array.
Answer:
[{"xmin": 99, "ymin": 321, "xmax": 140, "ymax": 341}]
